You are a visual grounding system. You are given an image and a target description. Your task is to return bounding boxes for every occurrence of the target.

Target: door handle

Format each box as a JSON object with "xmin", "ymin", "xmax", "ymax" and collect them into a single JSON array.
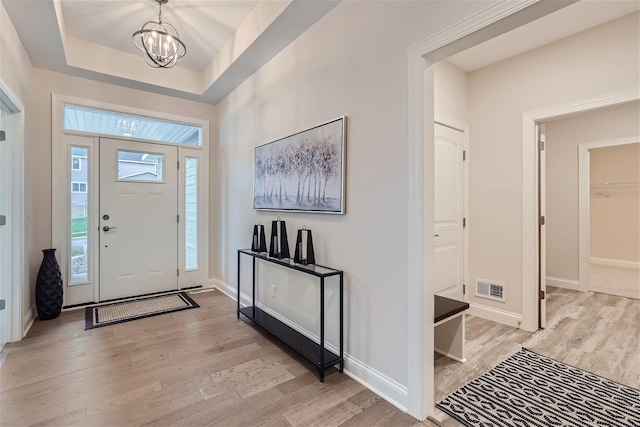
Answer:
[
  {"xmin": 103, "ymin": 226, "xmax": 117, "ymax": 232},
  {"xmin": 434, "ymin": 234, "xmax": 439, "ymax": 237}
]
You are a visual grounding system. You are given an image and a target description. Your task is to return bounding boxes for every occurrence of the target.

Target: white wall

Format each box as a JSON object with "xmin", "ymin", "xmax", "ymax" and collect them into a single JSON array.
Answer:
[
  {"xmin": 434, "ymin": 60, "xmax": 467, "ymax": 124},
  {"xmin": 212, "ymin": 0, "xmax": 496, "ymax": 408},
  {"xmin": 1, "ymin": 1, "xmax": 34, "ymax": 335},
  {"xmin": 590, "ymin": 143, "xmax": 640, "ymax": 265},
  {"xmin": 466, "ymin": 12, "xmax": 639, "ymax": 316},
  {"xmin": 545, "ymin": 102, "xmax": 640, "ymax": 282}
]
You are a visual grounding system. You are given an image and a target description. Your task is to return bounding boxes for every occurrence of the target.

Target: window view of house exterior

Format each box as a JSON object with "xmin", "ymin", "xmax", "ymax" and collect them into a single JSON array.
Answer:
[
  {"xmin": 117, "ymin": 150, "xmax": 164, "ymax": 182},
  {"xmin": 185, "ymin": 157, "xmax": 198, "ymax": 270},
  {"xmin": 70, "ymin": 147, "xmax": 88, "ymax": 284}
]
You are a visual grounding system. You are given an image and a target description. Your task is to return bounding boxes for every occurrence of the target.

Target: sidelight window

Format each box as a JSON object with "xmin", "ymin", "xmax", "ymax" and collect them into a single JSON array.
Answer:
[
  {"xmin": 185, "ymin": 157, "xmax": 198, "ymax": 270},
  {"xmin": 70, "ymin": 147, "xmax": 89, "ymax": 284}
]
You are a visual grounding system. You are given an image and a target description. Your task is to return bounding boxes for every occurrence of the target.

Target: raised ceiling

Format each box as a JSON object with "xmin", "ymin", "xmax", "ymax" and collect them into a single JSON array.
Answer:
[
  {"xmin": 60, "ymin": 0, "xmax": 258, "ymax": 72},
  {"xmin": 2, "ymin": 0, "xmax": 340, "ymax": 104}
]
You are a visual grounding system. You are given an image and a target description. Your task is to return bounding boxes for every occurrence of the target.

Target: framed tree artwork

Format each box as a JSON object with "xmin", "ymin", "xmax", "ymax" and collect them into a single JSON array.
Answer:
[{"xmin": 254, "ymin": 117, "xmax": 346, "ymax": 214}]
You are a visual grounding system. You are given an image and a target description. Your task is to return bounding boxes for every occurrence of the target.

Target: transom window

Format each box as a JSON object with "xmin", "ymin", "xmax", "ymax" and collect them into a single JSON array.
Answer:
[{"xmin": 64, "ymin": 104, "xmax": 202, "ymax": 146}]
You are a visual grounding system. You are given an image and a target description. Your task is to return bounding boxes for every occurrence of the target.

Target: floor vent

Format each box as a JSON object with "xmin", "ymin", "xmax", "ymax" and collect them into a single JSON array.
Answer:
[{"xmin": 475, "ymin": 279, "xmax": 505, "ymax": 302}]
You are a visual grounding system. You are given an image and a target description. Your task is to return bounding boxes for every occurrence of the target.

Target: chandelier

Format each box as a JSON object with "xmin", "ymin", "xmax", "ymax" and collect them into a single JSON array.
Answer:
[
  {"xmin": 132, "ymin": 0, "xmax": 186, "ymax": 68},
  {"xmin": 117, "ymin": 118, "xmax": 139, "ymax": 136}
]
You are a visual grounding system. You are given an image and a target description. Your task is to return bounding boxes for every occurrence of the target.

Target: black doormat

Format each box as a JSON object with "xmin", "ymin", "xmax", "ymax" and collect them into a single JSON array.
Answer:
[
  {"xmin": 85, "ymin": 292, "xmax": 199, "ymax": 330},
  {"xmin": 437, "ymin": 348, "xmax": 640, "ymax": 426}
]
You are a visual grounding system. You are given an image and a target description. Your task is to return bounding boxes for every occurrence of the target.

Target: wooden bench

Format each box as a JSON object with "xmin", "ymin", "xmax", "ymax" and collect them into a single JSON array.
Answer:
[{"xmin": 434, "ymin": 295, "xmax": 469, "ymax": 362}]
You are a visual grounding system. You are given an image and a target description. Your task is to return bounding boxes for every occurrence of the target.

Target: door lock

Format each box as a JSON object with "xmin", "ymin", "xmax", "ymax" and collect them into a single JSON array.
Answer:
[{"xmin": 103, "ymin": 226, "xmax": 117, "ymax": 232}]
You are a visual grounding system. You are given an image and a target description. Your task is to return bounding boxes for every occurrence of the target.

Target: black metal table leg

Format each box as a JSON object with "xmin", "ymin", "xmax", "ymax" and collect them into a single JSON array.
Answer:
[
  {"xmin": 237, "ymin": 250, "xmax": 241, "ymax": 319},
  {"xmin": 252, "ymin": 256, "xmax": 256, "ymax": 319},
  {"xmin": 320, "ymin": 276, "xmax": 325, "ymax": 381},
  {"xmin": 339, "ymin": 272, "xmax": 344, "ymax": 373}
]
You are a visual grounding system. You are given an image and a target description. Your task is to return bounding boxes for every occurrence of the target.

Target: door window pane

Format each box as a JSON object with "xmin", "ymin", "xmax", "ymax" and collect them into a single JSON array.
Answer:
[
  {"xmin": 185, "ymin": 157, "xmax": 198, "ymax": 270},
  {"xmin": 70, "ymin": 147, "xmax": 89, "ymax": 284},
  {"xmin": 117, "ymin": 150, "xmax": 164, "ymax": 182}
]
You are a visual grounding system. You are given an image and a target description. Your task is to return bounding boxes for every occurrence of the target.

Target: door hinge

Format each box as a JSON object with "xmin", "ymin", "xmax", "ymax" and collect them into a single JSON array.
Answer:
[
  {"xmin": 177, "ymin": 269, "xmax": 180, "ymax": 277},
  {"xmin": 463, "ymin": 217, "xmax": 467, "ymax": 228},
  {"xmin": 177, "ymin": 214, "xmax": 180, "ymax": 223},
  {"xmin": 539, "ymin": 290, "xmax": 545, "ymax": 300},
  {"xmin": 463, "ymin": 150, "xmax": 466, "ymax": 161},
  {"xmin": 0, "ymin": 130, "xmax": 5, "ymax": 142},
  {"xmin": 538, "ymin": 140, "xmax": 545, "ymax": 151},
  {"xmin": 0, "ymin": 299, "xmax": 5, "ymax": 310},
  {"xmin": 539, "ymin": 216, "xmax": 545, "ymax": 226},
  {"xmin": 177, "ymin": 160, "xmax": 180, "ymax": 169},
  {"xmin": 463, "ymin": 284, "xmax": 466, "ymax": 295}
]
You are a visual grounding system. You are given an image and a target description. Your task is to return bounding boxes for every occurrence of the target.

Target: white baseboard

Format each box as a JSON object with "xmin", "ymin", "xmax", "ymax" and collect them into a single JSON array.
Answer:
[
  {"xmin": 209, "ymin": 277, "xmax": 409, "ymax": 412},
  {"xmin": 546, "ymin": 276, "xmax": 581, "ymax": 291},
  {"xmin": 22, "ymin": 305, "xmax": 35, "ymax": 338},
  {"xmin": 467, "ymin": 302, "xmax": 523, "ymax": 330},
  {"xmin": 591, "ymin": 258, "xmax": 640, "ymax": 269}
]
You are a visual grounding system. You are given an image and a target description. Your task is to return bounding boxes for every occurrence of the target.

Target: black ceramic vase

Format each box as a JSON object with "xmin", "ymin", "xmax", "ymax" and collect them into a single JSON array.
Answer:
[{"xmin": 35, "ymin": 249, "xmax": 63, "ymax": 320}]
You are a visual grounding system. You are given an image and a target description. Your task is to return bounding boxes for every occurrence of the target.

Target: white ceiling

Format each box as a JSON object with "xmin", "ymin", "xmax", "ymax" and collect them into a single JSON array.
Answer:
[
  {"xmin": 60, "ymin": 0, "xmax": 258, "ymax": 72},
  {"xmin": 447, "ymin": 0, "xmax": 640, "ymax": 72},
  {"xmin": 2, "ymin": 0, "xmax": 341, "ymax": 104},
  {"xmin": 2, "ymin": 0, "xmax": 638, "ymax": 104}
]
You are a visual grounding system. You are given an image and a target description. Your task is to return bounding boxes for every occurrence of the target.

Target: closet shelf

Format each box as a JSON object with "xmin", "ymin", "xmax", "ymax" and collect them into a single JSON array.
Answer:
[{"xmin": 590, "ymin": 181, "xmax": 639, "ymax": 198}]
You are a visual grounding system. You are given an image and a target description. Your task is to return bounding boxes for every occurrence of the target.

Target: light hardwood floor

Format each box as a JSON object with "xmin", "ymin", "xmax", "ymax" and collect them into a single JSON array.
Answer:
[
  {"xmin": 431, "ymin": 286, "xmax": 640, "ymax": 425},
  {"xmin": 0, "ymin": 291, "xmax": 427, "ymax": 427},
  {"xmin": 1, "ymin": 287, "xmax": 637, "ymax": 426}
]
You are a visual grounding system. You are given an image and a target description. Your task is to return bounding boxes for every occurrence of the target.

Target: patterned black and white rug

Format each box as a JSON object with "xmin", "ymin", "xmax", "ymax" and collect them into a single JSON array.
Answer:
[
  {"xmin": 437, "ymin": 348, "xmax": 640, "ymax": 426},
  {"xmin": 85, "ymin": 292, "xmax": 199, "ymax": 330}
]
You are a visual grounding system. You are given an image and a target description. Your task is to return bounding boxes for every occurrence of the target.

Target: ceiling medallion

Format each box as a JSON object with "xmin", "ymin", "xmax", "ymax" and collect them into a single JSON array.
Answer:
[{"xmin": 132, "ymin": 0, "xmax": 186, "ymax": 69}]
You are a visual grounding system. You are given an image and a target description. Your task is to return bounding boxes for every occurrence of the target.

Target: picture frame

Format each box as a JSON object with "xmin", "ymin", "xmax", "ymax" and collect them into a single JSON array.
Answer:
[{"xmin": 253, "ymin": 116, "xmax": 346, "ymax": 214}]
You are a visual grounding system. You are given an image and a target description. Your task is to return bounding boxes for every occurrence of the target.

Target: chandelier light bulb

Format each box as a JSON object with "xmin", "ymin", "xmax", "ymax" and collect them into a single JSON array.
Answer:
[{"xmin": 132, "ymin": 0, "xmax": 186, "ymax": 69}]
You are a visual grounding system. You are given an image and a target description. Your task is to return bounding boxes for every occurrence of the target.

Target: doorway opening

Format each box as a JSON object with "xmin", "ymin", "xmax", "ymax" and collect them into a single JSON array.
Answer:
[
  {"xmin": 542, "ymin": 101, "xmax": 640, "ymax": 321},
  {"xmin": 0, "ymin": 79, "xmax": 25, "ymax": 347},
  {"xmin": 587, "ymin": 143, "xmax": 639, "ymax": 299}
]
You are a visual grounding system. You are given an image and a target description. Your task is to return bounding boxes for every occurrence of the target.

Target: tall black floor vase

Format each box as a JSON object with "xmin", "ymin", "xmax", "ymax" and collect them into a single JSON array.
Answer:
[{"xmin": 36, "ymin": 249, "xmax": 63, "ymax": 320}]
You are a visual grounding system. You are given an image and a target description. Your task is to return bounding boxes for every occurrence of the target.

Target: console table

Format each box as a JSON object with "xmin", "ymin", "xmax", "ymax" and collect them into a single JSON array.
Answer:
[
  {"xmin": 434, "ymin": 295, "xmax": 469, "ymax": 362},
  {"xmin": 237, "ymin": 249, "xmax": 344, "ymax": 381}
]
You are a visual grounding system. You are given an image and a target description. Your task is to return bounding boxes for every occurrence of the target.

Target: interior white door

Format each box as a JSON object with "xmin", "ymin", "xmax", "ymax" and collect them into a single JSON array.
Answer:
[
  {"xmin": 434, "ymin": 123, "xmax": 465, "ymax": 300},
  {"xmin": 99, "ymin": 138, "xmax": 178, "ymax": 301},
  {"xmin": 538, "ymin": 124, "xmax": 547, "ymax": 328},
  {"xmin": 0, "ymin": 102, "xmax": 12, "ymax": 345}
]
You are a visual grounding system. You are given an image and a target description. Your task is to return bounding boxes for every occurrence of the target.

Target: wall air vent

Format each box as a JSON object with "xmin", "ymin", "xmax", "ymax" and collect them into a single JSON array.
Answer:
[{"xmin": 475, "ymin": 279, "xmax": 505, "ymax": 302}]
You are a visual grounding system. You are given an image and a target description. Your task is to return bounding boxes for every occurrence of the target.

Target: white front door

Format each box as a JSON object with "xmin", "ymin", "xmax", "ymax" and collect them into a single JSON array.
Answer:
[
  {"xmin": 99, "ymin": 138, "xmax": 178, "ymax": 301},
  {"xmin": 434, "ymin": 123, "xmax": 465, "ymax": 300}
]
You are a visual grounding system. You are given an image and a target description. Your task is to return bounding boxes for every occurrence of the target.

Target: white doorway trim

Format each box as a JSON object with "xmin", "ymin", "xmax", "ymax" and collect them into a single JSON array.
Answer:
[
  {"xmin": 0, "ymin": 78, "xmax": 25, "ymax": 344},
  {"xmin": 578, "ymin": 135, "xmax": 640, "ymax": 293},
  {"xmin": 405, "ymin": 0, "xmax": 576, "ymax": 419}
]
